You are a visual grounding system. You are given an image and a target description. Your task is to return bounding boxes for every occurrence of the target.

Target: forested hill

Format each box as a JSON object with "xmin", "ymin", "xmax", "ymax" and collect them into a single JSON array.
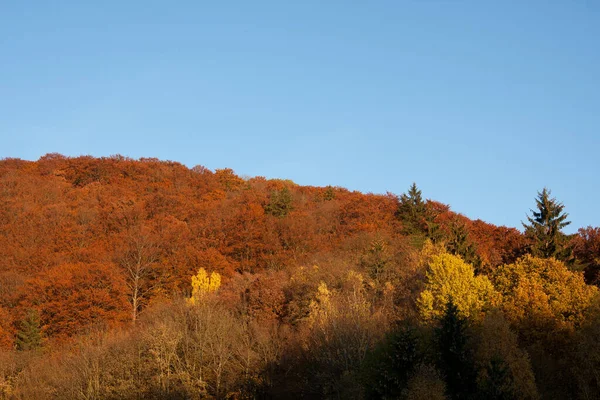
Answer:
[{"xmin": 1, "ymin": 154, "xmax": 599, "ymax": 399}]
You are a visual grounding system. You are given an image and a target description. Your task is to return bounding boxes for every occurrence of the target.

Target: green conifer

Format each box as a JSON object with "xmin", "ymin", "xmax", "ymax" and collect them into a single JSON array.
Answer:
[
  {"xmin": 522, "ymin": 188, "xmax": 571, "ymax": 259},
  {"xmin": 16, "ymin": 309, "xmax": 42, "ymax": 351},
  {"xmin": 265, "ymin": 187, "xmax": 294, "ymax": 218},
  {"xmin": 446, "ymin": 219, "xmax": 482, "ymax": 272},
  {"xmin": 437, "ymin": 299, "xmax": 477, "ymax": 400},
  {"xmin": 396, "ymin": 183, "xmax": 429, "ymax": 238}
]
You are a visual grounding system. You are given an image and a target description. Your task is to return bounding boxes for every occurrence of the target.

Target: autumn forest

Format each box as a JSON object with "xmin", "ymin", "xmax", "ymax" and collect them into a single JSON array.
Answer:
[{"xmin": 1, "ymin": 154, "xmax": 599, "ymax": 399}]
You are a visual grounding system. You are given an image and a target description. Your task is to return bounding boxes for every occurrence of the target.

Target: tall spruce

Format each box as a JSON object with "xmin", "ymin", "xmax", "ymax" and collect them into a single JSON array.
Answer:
[
  {"xmin": 16, "ymin": 309, "xmax": 42, "ymax": 351},
  {"xmin": 522, "ymin": 188, "xmax": 571, "ymax": 259},
  {"xmin": 446, "ymin": 219, "xmax": 482, "ymax": 272},
  {"xmin": 396, "ymin": 183, "xmax": 428, "ymax": 236},
  {"xmin": 364, "ymin": 323, "xmax": 424, "ymax": 399},
  {"xmin": 436, "ymin": 299, "xmax": 477, "ymax": 400}
]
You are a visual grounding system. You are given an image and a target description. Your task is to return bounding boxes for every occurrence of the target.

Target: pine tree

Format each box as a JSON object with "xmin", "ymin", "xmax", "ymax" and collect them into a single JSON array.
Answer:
[
  {"xmin": 522, "ymin": 188, "xmax": 571, "ymax": 259},
  {"xmin": 364, "ymin": 323, "xmax": 424, "ymax": 399},
  {"xmin": 436, "ymin": 299, "xmax": 477, "ymax": 400},
  {"xmin": 446, "ymin": 219, "xmax": 482, "ymax": 272},
  {"xmin": 478, "ymin": 356, "xmax": 514, "ymax": 400},
  {"xmin": 265, "ymin": 187, "xmax": 294, "ymax": 218},
  {"xmin": 323, "ymin": 185, "xmax": 336, "ymax": 201},
  {"xmin": 396, "ymin": 183, "xmax": 428, "ymax": 237},
  {"xmin": 16, "ymin": 309, "xmax": 42, "ymax": 351}
]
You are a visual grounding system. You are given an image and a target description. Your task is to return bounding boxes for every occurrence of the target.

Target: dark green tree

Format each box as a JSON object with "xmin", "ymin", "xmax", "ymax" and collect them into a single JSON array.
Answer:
[
  {"xmin": 396, "ymin": 183, "xmax": 429, "ymax": 238},
  {"xmin": 16, "ymin": 309, "xmax": 42, "ymax": 351},
  {"xmin": 436, "ymin": 299, "xmax": 477, "ymax": 400},
  {"xmin": 522, "ymin": 188, "xmax": 571, "ymax": 259},
  {"xmin": 364, "ymin": 322, "xmax": 424, "ymax": 399},
  {"xmin": 265, "ymin": 187, "xmax": 293, "ymax": 218},
  {"xmin": 323, "ymin": 185, "xmax": 336, "ymax": 201},
  {"xmin": 478, "ymin": 356, "xmax": 514, "ymax": 400},
  {"xmin": 446, "ymin": 219, "xmax": 482, "ymax": 272},
  {"xmin": 360, "ymin": 238, "xmax": 392, "ymax": 283}
]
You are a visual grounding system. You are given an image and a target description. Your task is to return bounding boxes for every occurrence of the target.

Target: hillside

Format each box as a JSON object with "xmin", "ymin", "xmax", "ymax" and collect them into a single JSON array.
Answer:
[{"xmin": 0, "ymin": 154, "xmax": 599, "ymax": 399}]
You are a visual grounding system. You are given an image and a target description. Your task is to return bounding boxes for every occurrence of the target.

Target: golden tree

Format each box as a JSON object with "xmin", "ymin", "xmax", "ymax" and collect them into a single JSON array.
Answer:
[
  {"xmin": 492, "ymin": 255, "xmax": 598, "ymax": 333},
  {"xmin": 187, "ymin": 268, "xmax": 221, "ymax": 305},
  {"xmin": 418, "ymin": 253, "xmax": 499, "ymax": 322}
]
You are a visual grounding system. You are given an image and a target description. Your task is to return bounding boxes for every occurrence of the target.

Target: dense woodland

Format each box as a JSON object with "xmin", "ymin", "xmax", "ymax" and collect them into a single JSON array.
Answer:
[{"xmin": 0, "ymin": 154, "xmax": 599, "ymax": 399}]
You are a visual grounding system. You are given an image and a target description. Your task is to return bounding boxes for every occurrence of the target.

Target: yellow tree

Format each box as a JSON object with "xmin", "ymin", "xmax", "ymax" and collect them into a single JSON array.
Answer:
[
  {"xmin": 491, "ymin": 256, "xmax": 599, "ymax": 398},
  {"xmin": 187, "ymin": 268, "xmax": 221, "ymax": 305},
  {"xmin": 492, "ymin": 255, "xmax": 598, "ymax": 334},
  {"xmin": 307, "ymin": 281, "xmax": 334, "ymax": 327},
  {"xmin": 418, "ymin": 253, "xmax": 499, "ymax": 322}
]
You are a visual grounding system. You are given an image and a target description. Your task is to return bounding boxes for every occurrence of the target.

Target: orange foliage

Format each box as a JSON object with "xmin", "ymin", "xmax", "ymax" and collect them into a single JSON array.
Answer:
[
  {"xmin": 19, "ymin": 263, "xmax": 128, "ymax": 340},
  {"xmin": 0, "ymin": 154, "xmax": 548, "ymax": 343},
  {"xmin": 0, "ymin": 306, "xmax": 14, "ymax": 349}
]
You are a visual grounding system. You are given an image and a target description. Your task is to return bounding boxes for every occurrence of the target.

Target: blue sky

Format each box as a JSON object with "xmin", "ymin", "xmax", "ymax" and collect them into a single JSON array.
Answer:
[{"xmin": 1, "ymin": 1, "xmax": 599, "ymax": 233}]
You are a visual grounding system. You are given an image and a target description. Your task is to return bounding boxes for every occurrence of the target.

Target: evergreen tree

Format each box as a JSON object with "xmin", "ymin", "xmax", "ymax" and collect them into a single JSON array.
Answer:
[
  {"xmin": 16, "ymin": 309, "xmax": 42, "ymax": 351},
  {"xmin": 522, "ymin": 188, "xmax": 571, "ymax": 259},
  {"xmin": 396, "ymin": 183, "xmax": 428, "ymax": 237},
  {"xmin": 323, "ymin": 185, "xmax": 336, "ymax": 201},
  {"xmin": 436, "ymin": 299, "xmax": 477, "ymax": 400},
  {"xmin": 478, "ymin": 356, "xmax": 514, "ymax": 400},
  {"xmin": 446, "ymin": 219, "xmax": 482, "ymax": 272},
  {"xmin": 265, "ymin": 187, "xmax": 294, "ymax": 218},
  {"xmin": 360, "ymin": 238, "xmax": 392, "ymax": 283},
  {"xmin": 364, "ymin": 323, "xmax": 424, "ymax": 399}
]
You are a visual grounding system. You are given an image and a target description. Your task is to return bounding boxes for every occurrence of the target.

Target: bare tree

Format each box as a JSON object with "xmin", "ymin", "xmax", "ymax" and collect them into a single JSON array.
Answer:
[{"xmin": 116, "ymin": 226, "xmax": 161, "ymax": 322}]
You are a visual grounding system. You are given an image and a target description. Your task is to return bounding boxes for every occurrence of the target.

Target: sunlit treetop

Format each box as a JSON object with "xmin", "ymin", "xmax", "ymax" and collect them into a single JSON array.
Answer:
[{"xmin": 522, "ymin": 188, "xmax": 571, "ymax": 259}]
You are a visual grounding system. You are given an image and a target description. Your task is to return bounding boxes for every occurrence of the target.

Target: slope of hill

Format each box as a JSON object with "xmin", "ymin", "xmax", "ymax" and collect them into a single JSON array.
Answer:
[{"xmin": 0, "ymin": 154, "xmax": 598, "ymax": 399}]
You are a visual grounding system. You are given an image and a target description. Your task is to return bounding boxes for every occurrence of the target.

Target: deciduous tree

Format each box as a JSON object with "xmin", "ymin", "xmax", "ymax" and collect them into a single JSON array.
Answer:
[
  {"xmin": 187, "ymin": 268, "xmax": 221, "ymax": 305},
  {"xmin": 492, "ymin": 255, "xmax": 598, "ymax": 340},
  {"xmin": 572, "ymin": 226, "xmax": 600, "ymax": 286},
  {"xmin": 20, "ymin": 263, "xmax": 128, "ymax": 340},
  {"xmin": 418, "ymin": 253, "xmax": 499, "ymax": 322}
]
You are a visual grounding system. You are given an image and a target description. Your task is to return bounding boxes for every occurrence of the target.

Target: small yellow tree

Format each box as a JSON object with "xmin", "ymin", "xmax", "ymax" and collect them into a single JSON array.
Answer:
[
  {"xmin": 187, "ymin": 268, "xmax": 221, "ymax": 305},
  {"xmin": 307, "ymin": 281, "xmax": 333, "ymax": 327}
]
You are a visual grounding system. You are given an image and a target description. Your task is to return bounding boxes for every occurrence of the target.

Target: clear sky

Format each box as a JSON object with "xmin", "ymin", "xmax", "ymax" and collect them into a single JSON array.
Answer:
[{"xmin": 1, "ymin": 1, "xmax": 599, "ymax": 233}]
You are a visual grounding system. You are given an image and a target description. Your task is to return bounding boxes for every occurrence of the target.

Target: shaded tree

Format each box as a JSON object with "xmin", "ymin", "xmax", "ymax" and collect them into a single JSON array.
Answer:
[
  {"xmin": 473, "ymin": 311, "xmax": 539, "ymax": 400},
  {"xmin": 16, "ymin": 309, "xmax": 42, "ymax": 351},
  {"xmin": 572, "ymin": 226, "xmax": 600, "ymax": 286},
  {"xmin": 364, "ymin": 322, "xmax": 425, "ymax": 399},
  {"xmin": 404, "ymin": 363, "xmax": 447, "ymax": 400},
  {"xmin": 445, "ymin": 218, "xmax": 482, "ymax": 271},
  {"xmin": 436, "ymin": 299, "xmax": 477, "ymax": 400}
]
